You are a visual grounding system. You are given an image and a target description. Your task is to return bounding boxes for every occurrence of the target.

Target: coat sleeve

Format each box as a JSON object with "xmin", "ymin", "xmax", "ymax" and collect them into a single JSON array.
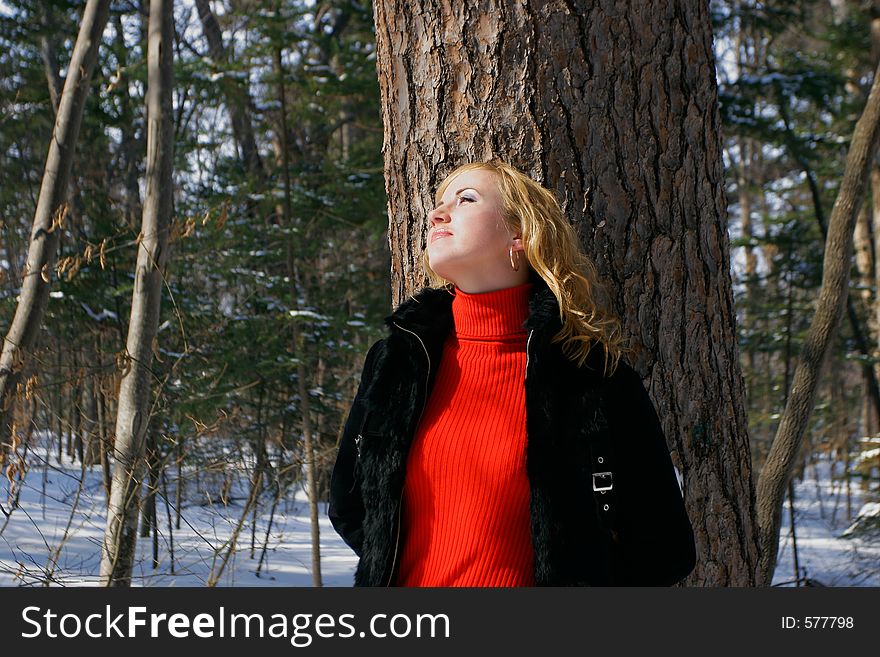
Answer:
[
  {"xmin": 606, "ymin": 363, "xmax": 697, "ymax": 586},
  {"xmin": 328, "ymin": 339, "xmax": 383, "ymax": 557}
]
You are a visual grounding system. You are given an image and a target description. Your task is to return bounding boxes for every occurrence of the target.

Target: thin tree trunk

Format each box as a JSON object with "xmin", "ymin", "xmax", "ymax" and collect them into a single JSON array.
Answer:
[
  {"xmin": 756, "ymin": 59, "xmax": 880, "ymax": 585},
  {"xmin": 175, "ymin": 437, "xmax": 183, "ymax": 530},
  {"xmin": 55, "ymin": 346, "xmax": 63, "ymax": 465},
  {"xmin": 872, "ymin": 2, "xmax": 880, "ymax": 426},
  {"xmin": 274, "ymin": 42, "xmax": 323, "ymax": 587},
  {"xmin": 847, "ymin": 0, "xmax": 880, "ymax": 450},
  {"xmin": 114, "ymin": 11, "xmax": 146, "ymax": 228},
  {"xmin": 853, "ymin": 202, "xmax": 875, "ymax": 440},
  {"xmin": 737, "ymin": 137, "xmax": 758, "ymax": 388},
  {"xmin": 845, "ymin": 446, "xmax": 852, "ymax": 521},
  {"xmin": 787, "ymin": 480, "xmax": 800, "ymax": 586},
  {"xmin": 38, "ymin": 3, "xmax": 88, "ymax": 254},
  {"xmin": 38, "ymin": 5, "xmax": 64, "ymax": 114},
  {"xmin": 194, "ymin": 0, "xmax": 264, "ymax": 177},
  {"xmin": 872, "ymin": 165, "xmax": 880, "ymax": 433},
  {"xmin": 83, "ymin": 352, "xmax": 100, "ymax": 466},
  {"xmin": 64, "ymin": 380, "xmax": 74, "ymax": 460},
  {"xmin": 96, "ymin": 372, "xmax": 112, "ymax": 504},
  {"xmin": 1, "ymin": 219, "xmax": 21, "ymax": 300},
  {"xmin": 734, "ymin": 14, "xmax": 760, "ymax": 396},
  {"xmin": 779, "ymin": 93, "xmax": 880, "ymax": 425},
  {"xmin": 100, "ymin": 0, "xmax": 174, "ymax": 586},
  {"xmin": 0, "ymin": 0, "xmax": 112, "ymax": 439},
  {"xmin": 250, "ymin": 379, "xmax": 266, "ymax": 559},
  {"xmin": 161, "ymin": 467, "xmax": 175, "ymax": 574},
  {"xmin": 854, "ymin": 202, "xmax": 873, "ymax": 312},
  {"xmin": 207, "ymin": 469, "xmax": 262, "ymax": 587},
  {"xmin": 256, "ymin": 480, "xmax": 282, "ymax": 578},
  {"xmin": 72, "ymin": 352, "xmax": 84, "ymax": 464},
  {"xmin": 140, "ymin": 430, "xmax": 159, "ymax": 539}
]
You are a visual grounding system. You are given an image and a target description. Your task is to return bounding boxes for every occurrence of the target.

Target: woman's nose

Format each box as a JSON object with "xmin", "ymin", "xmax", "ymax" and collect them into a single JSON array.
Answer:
[{"xmin": 428, "ymin": 205, "xmax": 450, "ymax": 227}]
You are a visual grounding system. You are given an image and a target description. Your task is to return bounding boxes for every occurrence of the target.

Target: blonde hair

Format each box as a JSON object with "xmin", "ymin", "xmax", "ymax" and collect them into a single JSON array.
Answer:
[{"xmin": 420, "ymin": 158, "xmax": 628, "ymax": 376}]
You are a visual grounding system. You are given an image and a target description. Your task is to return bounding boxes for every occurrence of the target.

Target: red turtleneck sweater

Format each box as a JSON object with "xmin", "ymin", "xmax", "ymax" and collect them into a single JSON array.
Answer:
[{"xmin": 394, "ymin": 281, "xmax": 536, "ymax": 587}]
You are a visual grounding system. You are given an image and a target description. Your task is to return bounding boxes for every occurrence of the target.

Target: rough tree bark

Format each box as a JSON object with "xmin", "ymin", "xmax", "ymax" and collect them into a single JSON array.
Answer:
[
  {"xmin": 100, "ymin": 0, "xmax": 174, "ymax": 586},
  {"xmin": 373, "ymin": 0, "xmax": 759, "ymax": 585},
  {"xmin": 755, "ymin": 59, "xmax": 880, "ymax": 585},
  {"xmin": 0, "ymin": 0, "xmax": 112, "ymax": 438}
]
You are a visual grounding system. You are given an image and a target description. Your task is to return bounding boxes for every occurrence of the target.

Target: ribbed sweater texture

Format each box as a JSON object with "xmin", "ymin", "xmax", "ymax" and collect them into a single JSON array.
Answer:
[{"xmin": 395, "ymin": 281, "xmax": 536, "ymax": 587}]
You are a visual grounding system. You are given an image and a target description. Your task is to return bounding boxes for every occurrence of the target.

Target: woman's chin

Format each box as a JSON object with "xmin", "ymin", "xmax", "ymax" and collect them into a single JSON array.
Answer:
[
  {"xmin": 427, "ymin": 255, "xmax": 454, "ymax": 279},
  {"xmin": 430, "ymin": 266, "xmax": 454, "ymax": 282}
]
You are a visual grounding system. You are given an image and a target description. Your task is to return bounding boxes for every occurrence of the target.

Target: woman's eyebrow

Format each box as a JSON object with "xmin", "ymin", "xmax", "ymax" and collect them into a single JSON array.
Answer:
[
  {"xmin": 435, "ymin": 187, "xmax": 479, "ymax": 206},
  {"xmin": 440, "ymin": 187, "xmax": 477, "ymax": 202}
]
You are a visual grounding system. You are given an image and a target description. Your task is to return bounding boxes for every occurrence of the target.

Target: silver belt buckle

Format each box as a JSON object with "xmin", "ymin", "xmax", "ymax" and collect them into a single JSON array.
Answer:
[{"xmin": 592, "ymin": 471, "xmax": 613, "ymax": 492}]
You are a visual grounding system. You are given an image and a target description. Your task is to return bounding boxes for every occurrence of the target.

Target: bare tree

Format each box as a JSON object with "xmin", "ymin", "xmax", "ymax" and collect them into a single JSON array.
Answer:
[
  {"xmin": 100, "ymin": 0, "xmax": 175, "ymax": 586},
  {"xmin": 0, "ymin": 0, "xmax": 112, "ymax": 442},
  {"xmin": 274, "ymin": 44, "xmax": 323, "ymax": 587},
  {"xmin": 756, "ymin": 59, "xmax": 880, "ymax": 585},
  {"xmin": 194, "ymin": 0, "xmax": 264, "ymax": 177}
]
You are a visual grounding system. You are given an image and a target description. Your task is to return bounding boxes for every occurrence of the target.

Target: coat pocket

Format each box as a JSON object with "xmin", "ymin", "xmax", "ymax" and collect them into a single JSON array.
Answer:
[
  {"xmin": 349, "ymin": 410, "xmax": 371, "ymax": 493},
  {"xmin": 355, "ymin": 409, "xmax": 376, "ymax": 458},
  {"xmin": 350, "ymin": 410, "xmax": 383, "ymax": 491}
]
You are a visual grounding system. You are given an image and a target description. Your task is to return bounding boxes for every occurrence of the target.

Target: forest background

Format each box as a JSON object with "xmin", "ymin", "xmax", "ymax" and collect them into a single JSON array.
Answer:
[{"xmin": 0, "ymin": 0, "xmax": 879, "ymax": 587}]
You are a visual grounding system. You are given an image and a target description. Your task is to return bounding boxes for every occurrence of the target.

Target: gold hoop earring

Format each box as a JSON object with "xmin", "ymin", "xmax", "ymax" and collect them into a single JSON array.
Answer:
[{"xmin": 509, "ymin": 247, "xmax": 520, "ymax": 272}]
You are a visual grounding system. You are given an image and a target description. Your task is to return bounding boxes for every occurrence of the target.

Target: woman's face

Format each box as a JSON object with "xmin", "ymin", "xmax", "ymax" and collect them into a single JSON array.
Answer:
[{"xmin": 426, "ymin": 168, "xmax": 525, "ymax": 292}]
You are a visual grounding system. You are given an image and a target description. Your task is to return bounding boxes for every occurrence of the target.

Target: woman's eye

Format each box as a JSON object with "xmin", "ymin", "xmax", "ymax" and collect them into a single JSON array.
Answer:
[{"xmin": 458, "ymin": 195, "xmax": 475, "ymax": 204}]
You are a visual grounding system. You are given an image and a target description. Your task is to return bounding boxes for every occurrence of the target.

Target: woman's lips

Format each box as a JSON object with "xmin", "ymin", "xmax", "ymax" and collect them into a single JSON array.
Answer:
[{"xmin": 431, "ymin": 231, "xmax": 452, "ymax": 243}]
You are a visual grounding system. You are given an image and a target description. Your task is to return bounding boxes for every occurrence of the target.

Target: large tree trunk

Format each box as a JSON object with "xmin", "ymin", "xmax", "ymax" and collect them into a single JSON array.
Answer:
[
  {"xmin": 755, "ymin": 59, "xmax": 880, "ymax": 585},
  {"xmin": 100, "ymin": 0, "xmax": 174, "ymax": 586},
  {"xmin": 0, "ymin": 0, "xmax": 112, "ymax": 439},
  {"xmin": 373, "ymin": 0, "xmax": 758, "ymax": 585}
]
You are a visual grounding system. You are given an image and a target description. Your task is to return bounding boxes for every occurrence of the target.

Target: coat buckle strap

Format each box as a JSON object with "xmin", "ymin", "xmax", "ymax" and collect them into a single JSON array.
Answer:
[
  {"xmin": 592, "ymin": 471, "xmax": 613, "ymax": 492},
  {"xmin": 589, "ymin": 431, "xmax": 618, "ymax": 530}
]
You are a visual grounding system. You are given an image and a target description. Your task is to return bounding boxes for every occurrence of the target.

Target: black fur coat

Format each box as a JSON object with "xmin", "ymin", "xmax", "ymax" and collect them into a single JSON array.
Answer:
[{"xmin": 328, "ymin": 277, "xmax": 696, "ymax": 586}]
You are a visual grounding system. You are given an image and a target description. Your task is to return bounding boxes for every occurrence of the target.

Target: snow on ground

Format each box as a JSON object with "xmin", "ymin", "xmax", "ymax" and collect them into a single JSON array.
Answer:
[
  {"xmin": 772, "ymin": 454, "xmax": 880, "ymax": 586},
  {"xmin": 0, "ymin": 445, "xmax": 358, "ymax": 587},
  {"xmin": 1, "ymin": 445, "xmax": 877, "ymax": 587}
]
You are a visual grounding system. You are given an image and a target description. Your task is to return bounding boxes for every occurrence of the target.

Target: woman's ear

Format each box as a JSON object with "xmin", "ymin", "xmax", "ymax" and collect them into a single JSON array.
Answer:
[{"xmin": 511, "ymin": 236, "xmax": 525, "ymax": 253}]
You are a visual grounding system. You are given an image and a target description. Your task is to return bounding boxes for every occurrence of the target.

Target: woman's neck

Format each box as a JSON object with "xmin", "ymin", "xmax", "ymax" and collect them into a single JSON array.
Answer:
[{"xmin": 451, "ymin": 281, "xmax": 534, "ymax": 339}]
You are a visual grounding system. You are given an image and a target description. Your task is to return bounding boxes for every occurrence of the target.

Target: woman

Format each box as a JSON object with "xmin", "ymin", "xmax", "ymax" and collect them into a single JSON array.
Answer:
[{"xmin": 329, "ymin": 159, "xmax": 696, "ymax": 586}]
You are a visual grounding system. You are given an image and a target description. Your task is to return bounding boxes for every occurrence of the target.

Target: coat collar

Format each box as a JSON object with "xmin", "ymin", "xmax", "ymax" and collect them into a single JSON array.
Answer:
[{"xmin": 384, "ymin": 273, "xmax": 608, "ymax": 376}]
